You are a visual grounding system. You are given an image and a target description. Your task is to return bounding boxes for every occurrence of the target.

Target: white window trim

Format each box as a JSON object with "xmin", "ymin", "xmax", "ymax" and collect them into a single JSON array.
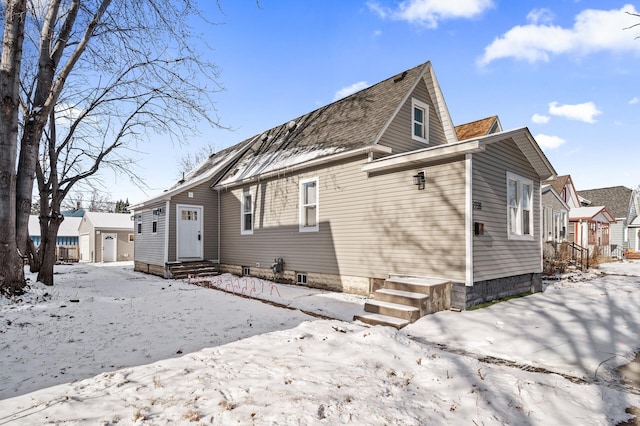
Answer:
[
  {"xmin": 152, "ymin": 208, "xmax": 159, "ymax": 234},
  {"xmin": 411, "ymin": 98, "xmax": 429, "ymax": 144},
  {"xmin": 136, "ymin": 214, "xmax": 142, "ymax": 234},
  {"xmin": 299, "ymin": 177, "xmax": 319, "ymax": 232},
  {"xmin": 506, "ymin": 171, "xmax": 534, "ymax": 241},
  {"xmin": 241, "ymin": 189, "xmax": 253, "ymax": 235}
]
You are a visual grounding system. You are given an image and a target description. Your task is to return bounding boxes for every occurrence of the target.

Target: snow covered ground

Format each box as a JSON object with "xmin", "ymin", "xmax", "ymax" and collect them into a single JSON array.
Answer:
[{"xmin": 0, "ymin": 261, "xmax": 639, "ymax": 425}]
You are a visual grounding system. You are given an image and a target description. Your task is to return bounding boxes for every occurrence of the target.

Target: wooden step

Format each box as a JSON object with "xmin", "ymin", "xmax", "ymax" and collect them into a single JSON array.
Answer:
[
  {"xmin": 364, "ymin": 299, "xmax": 420, "ymax": 322},
  {"xmin": 353, "ymin": 313, "xmax": 410, "ymax": 329}
]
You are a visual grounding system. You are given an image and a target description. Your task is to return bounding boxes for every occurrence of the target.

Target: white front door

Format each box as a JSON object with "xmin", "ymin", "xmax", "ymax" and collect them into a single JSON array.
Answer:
[
  {"xmin": 177, "ymin": 205, "xmax": 203, "ymax": 260},
  {"xmin": 102, "ymin": 233, "xmax": 117, "ymax": 262}
]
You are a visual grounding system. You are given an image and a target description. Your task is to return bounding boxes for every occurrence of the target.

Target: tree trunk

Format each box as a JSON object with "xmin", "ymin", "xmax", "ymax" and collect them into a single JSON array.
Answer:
[
  {"xmin": 0, "ymin": 0, "xmax": 28, "ymax": 295},
  {"xmin": 27, "ymin": 238, "xmax": 43, "ymax": 274},
  {"xmin": 36, "ymin": 217, "xmax": 63, "ymax": 286}
]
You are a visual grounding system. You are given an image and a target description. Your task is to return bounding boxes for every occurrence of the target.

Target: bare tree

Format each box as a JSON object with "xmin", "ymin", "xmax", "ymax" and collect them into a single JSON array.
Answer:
[
  {"xmin": 1, "ymin": 0, "xmax": 224, "ymax": 293},
  {"xmin": 178, "ymin": 143, "xmax": 218, "ymax": 178}
]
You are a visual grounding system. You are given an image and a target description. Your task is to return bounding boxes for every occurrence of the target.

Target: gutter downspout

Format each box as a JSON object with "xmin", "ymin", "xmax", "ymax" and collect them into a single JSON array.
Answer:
[{"xmin": 163, "ymin": 200, "xmax": 170, "ymax": 265}]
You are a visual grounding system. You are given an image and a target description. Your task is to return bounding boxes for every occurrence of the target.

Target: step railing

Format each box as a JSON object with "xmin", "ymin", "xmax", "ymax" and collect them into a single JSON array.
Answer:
[{"xmin": 568, "ymin": 242, "xmax": 589, "ymax": 271}]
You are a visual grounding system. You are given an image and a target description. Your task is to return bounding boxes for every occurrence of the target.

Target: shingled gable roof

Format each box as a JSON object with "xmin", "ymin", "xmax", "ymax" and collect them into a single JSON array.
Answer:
[
  {"xmin": 133, "ymin": 60, "xmax": 456, "ymax": 205},
  {"xmin": 577, "ymin": 186, "xmax": 632, "ymax": 219},
  {"xmin": 212, "ymin": 61, "xmax": 458, "ymax": 188},
  {"xmin": 454, "ymin": 116, "xmax": 501, "ymax": 140}
]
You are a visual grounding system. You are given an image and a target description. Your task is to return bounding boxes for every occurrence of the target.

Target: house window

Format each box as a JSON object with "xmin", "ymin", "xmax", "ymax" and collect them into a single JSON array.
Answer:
[
  {"xmin": 241, "ymin": 190, "xmax": 253, "ymax": 235},
  {"xmin": 128, "ymin": 233, "xmax": 134, "ymax": 242},
  {"xmin": 299, "ymin": 177, "xmax": 319, "ymax": 232},
  {"xmin": 136, "ymin": 214, "xmax": 142, "ymax": 234},
  {"xmin": 243, "ymin": 266, "xmax": 251, "ymax": 276},
  {"xmin": 411, "ymin": 98, "xmax": 429, "ymax": 143},
  {"xmin": 507, "ymin": 172, "xmax": 534, "ymax": 240},
  {"xmin": 152, "ymin": 208, "xmax": 159, "ymax": 233},
  {"xmin": 296, "ymin": 272, "xmax": 307, "ymax": 285}
]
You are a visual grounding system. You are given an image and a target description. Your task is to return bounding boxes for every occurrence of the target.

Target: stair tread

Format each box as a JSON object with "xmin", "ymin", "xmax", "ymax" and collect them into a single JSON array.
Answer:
[
  {"xmin": 354, "ymin": 313, "xmax": 410, "ymax": 328},
  {"xmin": 365, "ymin": 299, "xmax": 419, "ymax": 312},
  {"xmin": 376, "ymin": 288, "xmax": 429, "ymax": 299},
  {"xmin": 386, "ymin": 276, "xmax": 450, "ymax": 287}
]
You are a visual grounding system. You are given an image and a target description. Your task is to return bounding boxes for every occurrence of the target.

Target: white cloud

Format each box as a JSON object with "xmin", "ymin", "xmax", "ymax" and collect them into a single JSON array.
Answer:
[
  {"xmin": 614, "ymin": 120, "xmax": 623, "ymax": 126},
  {"xmin": 333, "ymin": 81, "xmax": 369, "ymax": 101},
  {"xmin": 629, "ymin": 97, "xmax": 639, "ymax": 105},
  {"xmin": 368, "ymin": 0, "xmax": 494, "ymax": 28},
  {"xmin": 526, "ymin": 8, "xmax": 554, "ymax": 25},
  {"xmin": 478, "ymin": 4, "xmax": 640, "ymax": 65},
  {"xmin": 534, "ymin": 133, "xmax": 566, "ymax": 150},
  {"xmin": 531, "ymin": 113, "xmax": 550, "ymax": 124},
  {"xmin": 548, "ymin": 101, "xmax": 602, "ymax": 123}
]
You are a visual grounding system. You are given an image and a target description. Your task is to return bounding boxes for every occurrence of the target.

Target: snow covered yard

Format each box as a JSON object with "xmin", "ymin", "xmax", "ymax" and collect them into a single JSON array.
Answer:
[{"xmin": 0, "ymin": 261, "xmax": 639, "ymax": 424}]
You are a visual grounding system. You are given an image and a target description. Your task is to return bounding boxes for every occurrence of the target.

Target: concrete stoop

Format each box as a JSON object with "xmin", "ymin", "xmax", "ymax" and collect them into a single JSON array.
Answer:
[{"xmin": 354, "ymin": 275, "xmax": 451, "ymax": 329}]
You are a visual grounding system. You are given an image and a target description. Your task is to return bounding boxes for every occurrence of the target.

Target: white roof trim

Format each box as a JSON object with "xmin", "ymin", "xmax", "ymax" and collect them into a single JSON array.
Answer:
[
  {"xmin": 362, "ymin": 127, "xmax": 556, "ymax": 179},
  {"xmin": 362, "ymin": 139, "xmax": 484, "ymax": 173}
]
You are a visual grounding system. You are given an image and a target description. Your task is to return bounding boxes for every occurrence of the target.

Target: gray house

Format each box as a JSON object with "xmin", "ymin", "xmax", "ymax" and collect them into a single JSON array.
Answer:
[
  {"xmin": 578, "ymin": 186, "xmax": 640, "ymax": 257},
  {"xmin": 131, "ymin": 61, "xmax": 556, "ymax": 318}
]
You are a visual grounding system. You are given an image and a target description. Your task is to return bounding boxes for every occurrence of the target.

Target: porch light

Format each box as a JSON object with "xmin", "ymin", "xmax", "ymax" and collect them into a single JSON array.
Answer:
[{"xmin": 413, "ymin": 171, "xmax": 426, "ymax": 190}]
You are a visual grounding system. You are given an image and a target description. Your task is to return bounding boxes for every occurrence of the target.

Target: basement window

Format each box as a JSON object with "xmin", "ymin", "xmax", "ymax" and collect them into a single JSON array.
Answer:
[
  {"xmin": 242, "ymin": 266, "xmax": 251, "ymax": 276},
  {"xmin": 296, "ymin": 272, "xmax": 307, "ymax": 285}
]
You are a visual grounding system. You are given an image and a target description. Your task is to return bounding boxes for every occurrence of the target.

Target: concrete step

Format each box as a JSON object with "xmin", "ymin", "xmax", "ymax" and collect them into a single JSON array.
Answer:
[
  {"xmin": 375, "ymin": 288, "xmax": 429, "ymax": 312},
  {"xmin": 385, "ymin": 276, "xmax": 450, "ymax": 294},
  {"xmin": 364, "ymin": 299, "xmax": 420, "ymax": 322},
  {"xmin": 353, "ymin": 312, "xmax": 410, "ymax": 329}
]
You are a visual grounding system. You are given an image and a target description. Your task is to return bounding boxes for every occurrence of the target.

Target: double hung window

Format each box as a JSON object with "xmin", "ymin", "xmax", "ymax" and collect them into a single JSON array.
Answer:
[
  {"xmin": 411, "ymin": 98, "xmax": 429, "ymax": 143},
  {"xmin": 241, "ymin": 190, "xmax": 253, "ymax": 235},
  {"xmin": 507, "ymin": 172, "xmax": 534, "ymax": 239},
  {"xmin": 299, "ymin": 177, "xmax": 319, "ymax": 232}
]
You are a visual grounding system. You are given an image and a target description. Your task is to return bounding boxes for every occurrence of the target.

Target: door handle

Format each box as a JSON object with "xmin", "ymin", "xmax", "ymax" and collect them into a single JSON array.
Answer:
[{"xmin": 198, "ymin": 231, "xmax": 201, "ymax": 241}]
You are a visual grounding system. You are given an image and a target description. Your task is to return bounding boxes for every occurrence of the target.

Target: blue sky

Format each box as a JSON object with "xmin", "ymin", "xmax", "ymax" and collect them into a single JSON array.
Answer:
[{"xmin": 111, "ymin": 0, "xmax": 640, "ymax": 204}]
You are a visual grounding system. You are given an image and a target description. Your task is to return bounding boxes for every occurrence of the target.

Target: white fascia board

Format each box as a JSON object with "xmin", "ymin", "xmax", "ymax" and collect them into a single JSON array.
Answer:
[{"xmin": 362, "ymin": 140, "xmax": 484, "ymax": 173}]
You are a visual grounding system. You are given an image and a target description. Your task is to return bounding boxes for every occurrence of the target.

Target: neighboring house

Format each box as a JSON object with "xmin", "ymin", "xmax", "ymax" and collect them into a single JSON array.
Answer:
[
  {"xmin": 78, "ymin": 212, "xmax": 134, "ymax": 262},
  {"xmin": 28, "ymin": 215, "xmax": 82, "ymax": 262},
  {"xmin": 546, "ymin": 175, "xmax": 581, "ymax": 209},
  {"xmin": 131, "ymin": 60, "xmax": 556, "ymax": 310},
  {"xmin": 541, "ymin": 185, "xmax": 569, "ymax": 244},
  {"xmin": 568, "ymin": 206, "xmax": 616, "ymax": 256},
  {"xmin": 577, "ymin": 186, "xmax": 640, "ymax": 257}
]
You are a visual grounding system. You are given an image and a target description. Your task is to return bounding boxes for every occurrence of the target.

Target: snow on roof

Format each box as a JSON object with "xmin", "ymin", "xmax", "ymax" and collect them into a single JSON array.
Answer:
[
  {"xmin": 569, "ymin": 206, "xmax": 615, "ymax": 222},
  {"xmin": 28, "ymin": 215, "xmax": 82, "ymax": 237},
  {"xmin": 83, "ymin": 212, "xmax": 133, "ymax": 230},
  {"xmin": 136, "ymin": 61, "xmax": 441, "ymax": 201}
]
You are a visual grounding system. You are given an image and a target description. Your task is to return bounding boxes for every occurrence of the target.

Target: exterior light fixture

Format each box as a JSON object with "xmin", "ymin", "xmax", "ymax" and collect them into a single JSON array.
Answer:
[{"xmin": 413, "ymin": 171, "xmax": 426, "ymax": 190}]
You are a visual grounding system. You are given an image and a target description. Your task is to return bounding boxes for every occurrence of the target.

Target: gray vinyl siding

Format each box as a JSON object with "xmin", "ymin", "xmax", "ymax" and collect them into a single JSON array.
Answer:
[
  {"xmin": 610, "ymin": 220, "xmax": 626, "ymax": 251},
  {"xmin": 377, "ymin": 78, "xmax": 448, "ymax": 154},
  {"xmin": 219, "ymin": 155, "xmax": 466, "ymax": 282},
  {"xmin": 133, "ymin": 200, "xmax": 166, "ymax": 266},
  {"xmin": 472, "ymin": 140, "xmax": 542, "ymax": 282},
  {"xmin": 168, "ymin": 181, "xmax": 218, "ymax": 262}
]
